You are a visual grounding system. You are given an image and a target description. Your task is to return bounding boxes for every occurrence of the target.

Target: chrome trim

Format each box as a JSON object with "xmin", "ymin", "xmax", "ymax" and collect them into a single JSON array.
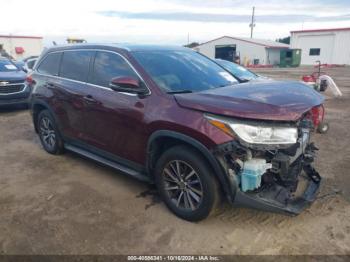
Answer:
[
  {"xmin": 85, "ymin": 82, "xmax": 138, "ymax": 97},
  {"xmin": 35, "ymin": 72, "xmax": 84, "ymax": 86},
  {"xmin": 0, "ymin": 82, "xmax": 24, "ymax": 86},
  {"xmin": 35, "ymin": 73, "xmax": 138, "ymax": 97},
  {"xmin": 0, "ymin": 84, "xmax": 27, "ymax": 95},
  {"xmin": 35, "ymin": 49, "xmax": 151, "ymax": 96},
  {"xmin": 0, "ymin": 81, "xmax": 10, "ymax": 86}
]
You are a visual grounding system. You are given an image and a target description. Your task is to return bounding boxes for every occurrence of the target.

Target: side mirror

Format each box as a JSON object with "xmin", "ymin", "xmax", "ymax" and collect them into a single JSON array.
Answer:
[{"xmin": 109, "ymin": 76, "xmax": 148, "ymax": 95}]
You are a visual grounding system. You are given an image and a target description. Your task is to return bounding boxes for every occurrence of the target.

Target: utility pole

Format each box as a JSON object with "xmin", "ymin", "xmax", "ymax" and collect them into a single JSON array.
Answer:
[{"xmin": 249, "ymin": 6, "xmax": 256, "ymax": 38}]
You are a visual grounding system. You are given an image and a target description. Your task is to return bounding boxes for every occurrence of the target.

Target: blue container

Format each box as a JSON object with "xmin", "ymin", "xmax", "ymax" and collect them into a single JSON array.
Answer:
[
  {"xmin": 240, "ymin": 169, "xmax": 263, "ymax": 192},
  {"xmin": 239, "ymin": 159, "xmax": 271, "ymax": 192}
]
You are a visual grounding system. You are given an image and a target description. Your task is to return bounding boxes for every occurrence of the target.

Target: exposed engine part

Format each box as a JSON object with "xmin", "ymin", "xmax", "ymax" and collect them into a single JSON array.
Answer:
[
  {"xmin": 215, "ymin": 126, "xmax": 319, "ymax": 199},
  {"xmin": 239, "ymin": 158, "xmax": 272, "ymax": 192},
  {"xmin": 299, "ymin": 118, "xmax": 314, "ymax": 130},
  {"xmin": 214, "ymin": 140, "xmax": 250, "ymax": 160},
  {"xmin": 272, "ymin": 157, "xmax": 302, "ymax": 192},
  {"xmin": 270, "ymin": 135, "xmax": 318, "ymax": 192},
  {"xmin": 246, "ymin": 149, "xmax": 252, "ymax": 160},
  {"xmin": 219, "ymin": 126, "xmax": 322, "ymax": 215}
]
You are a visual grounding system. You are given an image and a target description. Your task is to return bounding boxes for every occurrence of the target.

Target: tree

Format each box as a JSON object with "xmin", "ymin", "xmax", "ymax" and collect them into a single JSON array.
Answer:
[
  {"xmin": 184, "ymin": 42, "xmax": 199, "ymax": 48},
  {"xmin": 276, "ymin": 36, "xmax": 290, "ymax": 44}
]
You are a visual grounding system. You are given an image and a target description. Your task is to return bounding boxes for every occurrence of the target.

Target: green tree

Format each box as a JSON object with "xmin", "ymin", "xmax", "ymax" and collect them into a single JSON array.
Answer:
[
  {"xmin": 276, "ymin": 36, "xmax": 290, "ymax": 44},
  {"xmin": 184, "ymin": 42, "xmax": 199, "ymax": 48}
]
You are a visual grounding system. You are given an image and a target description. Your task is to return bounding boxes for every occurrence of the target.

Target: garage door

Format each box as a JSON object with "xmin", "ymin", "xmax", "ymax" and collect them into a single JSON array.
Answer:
[{"xmin": 298, "ymin": 34, "xmax": 335, "ymax": 65}]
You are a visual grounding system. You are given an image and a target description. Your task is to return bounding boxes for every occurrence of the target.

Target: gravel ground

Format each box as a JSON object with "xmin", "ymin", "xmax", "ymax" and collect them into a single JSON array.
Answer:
[{"xmin": 0, "ymin": 66, "xmax": 349, "ymax": 255}]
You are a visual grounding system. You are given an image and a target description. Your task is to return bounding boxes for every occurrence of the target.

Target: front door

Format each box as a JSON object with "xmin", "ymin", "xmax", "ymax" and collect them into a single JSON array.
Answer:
[{"xmin": 82, "ymin": 51, "xmax": 149, "ymax": 166}]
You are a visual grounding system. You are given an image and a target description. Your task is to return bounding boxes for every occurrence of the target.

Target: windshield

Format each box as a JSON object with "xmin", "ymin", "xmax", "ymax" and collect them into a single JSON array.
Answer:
[
  {"xmin": 0, "ymin": 60, "xmax": 19, "ymax": 72},
  {"xmin": 215, "ymin": 59, "xmax": 258, "ymax": 81},
  {"xmin": 132, "ymin": 50, "xmax": 238, "ymax": 93}
]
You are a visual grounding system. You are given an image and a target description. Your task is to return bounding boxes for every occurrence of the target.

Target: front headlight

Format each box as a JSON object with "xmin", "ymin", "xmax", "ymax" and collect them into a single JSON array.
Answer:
[{"xmin": 205, "ymin": 114, "xmax": 298, "ymax": 145}]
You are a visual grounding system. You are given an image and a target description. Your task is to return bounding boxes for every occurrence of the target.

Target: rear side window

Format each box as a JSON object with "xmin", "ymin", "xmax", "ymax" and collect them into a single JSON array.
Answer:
[
  {"xmin": 37, "ymin": 52, "xmax": 62, "ymax": 76},
  {"xmin": 60, "ymin": 51, "xmax": 94, "ymax": 82},
  {"xmin": 90, "ymin": 51, "xmax": 138, "ymax": 88}
]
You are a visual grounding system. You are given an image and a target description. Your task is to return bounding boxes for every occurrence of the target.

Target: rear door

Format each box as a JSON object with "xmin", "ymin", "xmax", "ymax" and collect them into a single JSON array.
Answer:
[
  {"xmin": 35, "ymin": 52, "xmax": 64, "ymax": 124},
  {"xmin": 54, "ymin": 50, "xmax": 94, "ymax": 141}
]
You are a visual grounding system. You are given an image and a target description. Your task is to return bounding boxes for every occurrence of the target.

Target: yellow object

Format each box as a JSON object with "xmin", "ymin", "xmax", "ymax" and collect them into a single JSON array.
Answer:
[
  {"xmin": 208, "ymin": 119, "xmax": 235, "ymax": 137},
  {"xmin": 66, "ymin": 38, "xmax": 87, "ymax": 44}
]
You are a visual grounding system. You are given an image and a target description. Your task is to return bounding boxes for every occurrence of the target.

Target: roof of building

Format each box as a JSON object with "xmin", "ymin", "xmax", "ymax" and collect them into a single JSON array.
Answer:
[
  {"xmin": 0, "ymin": 35, "xmax": 43, "ymax": 39},
  {"xmin": 198, "ymin": 36, "xmax": 289, "ymax": 49},
  {"xmin": 291, "ymin": 27, "xmax": 350, "ymax": 34}
]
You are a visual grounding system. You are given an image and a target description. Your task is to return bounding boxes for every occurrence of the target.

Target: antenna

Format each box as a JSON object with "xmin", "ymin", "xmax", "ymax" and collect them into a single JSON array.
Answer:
[{"xmin": 249, "ymin": 6, "xmax": 256, "ymax": 38}]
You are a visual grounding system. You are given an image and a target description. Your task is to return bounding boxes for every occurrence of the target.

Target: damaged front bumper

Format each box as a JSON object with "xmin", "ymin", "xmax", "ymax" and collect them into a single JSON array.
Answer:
[
  {"xmin": 214, "ymin": 129, "xmax": 322, "ymax": 215},
  {"xmin": 233, "ymin": 166, "xmax": 321, "ymax": 215}
]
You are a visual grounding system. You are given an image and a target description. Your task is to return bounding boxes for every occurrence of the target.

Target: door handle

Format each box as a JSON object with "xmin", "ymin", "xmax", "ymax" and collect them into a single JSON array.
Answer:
[{"xmin": 83, "ymin": 95, "xmax": 97, "ymax": 103}]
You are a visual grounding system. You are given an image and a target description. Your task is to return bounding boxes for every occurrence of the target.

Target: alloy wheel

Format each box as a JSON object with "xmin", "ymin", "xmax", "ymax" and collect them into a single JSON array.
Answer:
[
  {"xmin": 162, "ymin": 160, "xmax": 203, "ymax": 211},
  {"xmin": 39, "ymin": 117, "xmax": 56, "ymax": 149}
]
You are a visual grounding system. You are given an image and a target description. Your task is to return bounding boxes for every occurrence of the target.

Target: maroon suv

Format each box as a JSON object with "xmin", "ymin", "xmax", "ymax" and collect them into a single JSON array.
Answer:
[{"xmin": 30, "ymin": 44, "xmax": 324, "ymax": 221}]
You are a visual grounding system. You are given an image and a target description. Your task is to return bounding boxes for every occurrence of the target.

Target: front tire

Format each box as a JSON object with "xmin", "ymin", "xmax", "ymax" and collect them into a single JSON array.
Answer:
[
  {"xmin": 155, "ymin": 145, "xmax": 220, "ymax": 221},
  {"xmin": 37, "ymin": 110, "xmax": 64, "ymax": 154}
]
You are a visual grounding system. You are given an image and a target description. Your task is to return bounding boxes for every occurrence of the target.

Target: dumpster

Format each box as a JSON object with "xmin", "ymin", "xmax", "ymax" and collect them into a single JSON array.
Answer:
[{"xmin": 280, "ymin": 49, "xmax": 301, "ymax": 67}]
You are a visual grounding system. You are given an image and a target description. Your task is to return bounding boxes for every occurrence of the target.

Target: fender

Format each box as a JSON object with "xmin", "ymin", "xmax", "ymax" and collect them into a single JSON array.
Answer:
[
  {"xmin": 31, "ymin": 98, "xmax": 62, "ymax": 134},
  {"xmin": 147, "ymin": 130, "xmax": 236, "ymax": 202}
]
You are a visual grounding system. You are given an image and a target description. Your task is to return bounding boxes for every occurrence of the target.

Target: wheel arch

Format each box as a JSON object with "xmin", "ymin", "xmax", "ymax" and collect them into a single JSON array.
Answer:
[
  {"xmin": 31, "ymin": 99, "xmax": 59, "ymax": 134},
  {"xmin": 146, "ymin": 130, "xmax": 235, "ymax": 200}
]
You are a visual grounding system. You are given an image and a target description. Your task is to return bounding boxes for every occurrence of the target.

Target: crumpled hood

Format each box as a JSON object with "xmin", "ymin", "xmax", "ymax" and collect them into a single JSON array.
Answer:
[{"xmin": 174, "ymin": 81, "xmax": 324, "ymax": 121}]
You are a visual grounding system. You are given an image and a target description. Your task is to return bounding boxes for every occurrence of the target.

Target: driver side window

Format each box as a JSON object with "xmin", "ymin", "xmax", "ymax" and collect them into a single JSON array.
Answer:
[{"xmin": 90, "ymin": 51, "xmax": 138, "ymax": 88}]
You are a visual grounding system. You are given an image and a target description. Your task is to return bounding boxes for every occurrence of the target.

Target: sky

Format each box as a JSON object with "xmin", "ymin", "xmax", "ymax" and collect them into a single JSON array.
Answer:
[{"xmin": 1, "ymin": 0, "xmax": 350, "ymax": 47}]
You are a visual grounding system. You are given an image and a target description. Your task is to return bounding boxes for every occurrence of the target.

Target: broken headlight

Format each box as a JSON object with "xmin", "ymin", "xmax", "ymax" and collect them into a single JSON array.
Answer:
[{"xmin": 205, "ymin": 114, "xmax": 298, "ymax": 145}]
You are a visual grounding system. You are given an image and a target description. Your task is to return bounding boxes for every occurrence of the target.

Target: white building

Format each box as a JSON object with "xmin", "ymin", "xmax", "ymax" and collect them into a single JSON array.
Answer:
[
  {"xmin": 195, "ymin": 36, "xmax": 289, "ymax": 66},
  {"xmin": 0, "ymin": 35, "xmax": 43, "ymax": 60},
  {"xmin": 290, "ymin": 27, "xmax": 350, "ymax": 65}
]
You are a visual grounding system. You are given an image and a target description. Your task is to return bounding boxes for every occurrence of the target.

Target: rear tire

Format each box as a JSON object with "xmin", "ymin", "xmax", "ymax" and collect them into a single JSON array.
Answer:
[
  {"xmin": 155, "ymin": 145, "xmax": 220, "ymax": 221},
  {"xmin": 37, "ymin": 110, "xmax": 64, "ymax": 155}
]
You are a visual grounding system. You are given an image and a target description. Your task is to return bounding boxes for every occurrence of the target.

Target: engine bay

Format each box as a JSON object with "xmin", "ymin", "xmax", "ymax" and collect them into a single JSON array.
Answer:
[{"xmin": 214, "ymin": 119, "xmax": 322, "ymax": 214}]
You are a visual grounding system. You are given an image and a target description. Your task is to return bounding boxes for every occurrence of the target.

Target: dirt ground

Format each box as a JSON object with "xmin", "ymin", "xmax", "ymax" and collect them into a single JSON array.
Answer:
[{"xmin": 0, "ymin": 66, "xmax": 350, "ymax": 255}]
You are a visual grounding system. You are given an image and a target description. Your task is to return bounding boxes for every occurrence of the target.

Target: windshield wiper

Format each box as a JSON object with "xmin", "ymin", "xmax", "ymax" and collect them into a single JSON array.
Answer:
[{"xmin": 167, "ymin": 90, "xmax": 193, "ymax": 94}]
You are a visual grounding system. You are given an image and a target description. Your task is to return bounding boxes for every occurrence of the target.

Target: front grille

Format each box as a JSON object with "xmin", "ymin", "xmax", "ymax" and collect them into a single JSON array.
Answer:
[
  {"xmin": 0, "ymin": 79, "xmax": 24, "ymax": 84},
  {"xmin": 0, "ymin": 84, "xmax": 25, "ymax": 94}
]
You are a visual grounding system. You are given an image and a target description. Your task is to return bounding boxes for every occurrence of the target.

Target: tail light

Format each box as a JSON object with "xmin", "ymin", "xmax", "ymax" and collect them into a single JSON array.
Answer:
[
  {"xmin": 25, "ymin": 74, "xmax": 35, "ymax": 85},
  {"xmin": 310, "ymin": 105, "xmax": 325, "ymax": 127}
]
